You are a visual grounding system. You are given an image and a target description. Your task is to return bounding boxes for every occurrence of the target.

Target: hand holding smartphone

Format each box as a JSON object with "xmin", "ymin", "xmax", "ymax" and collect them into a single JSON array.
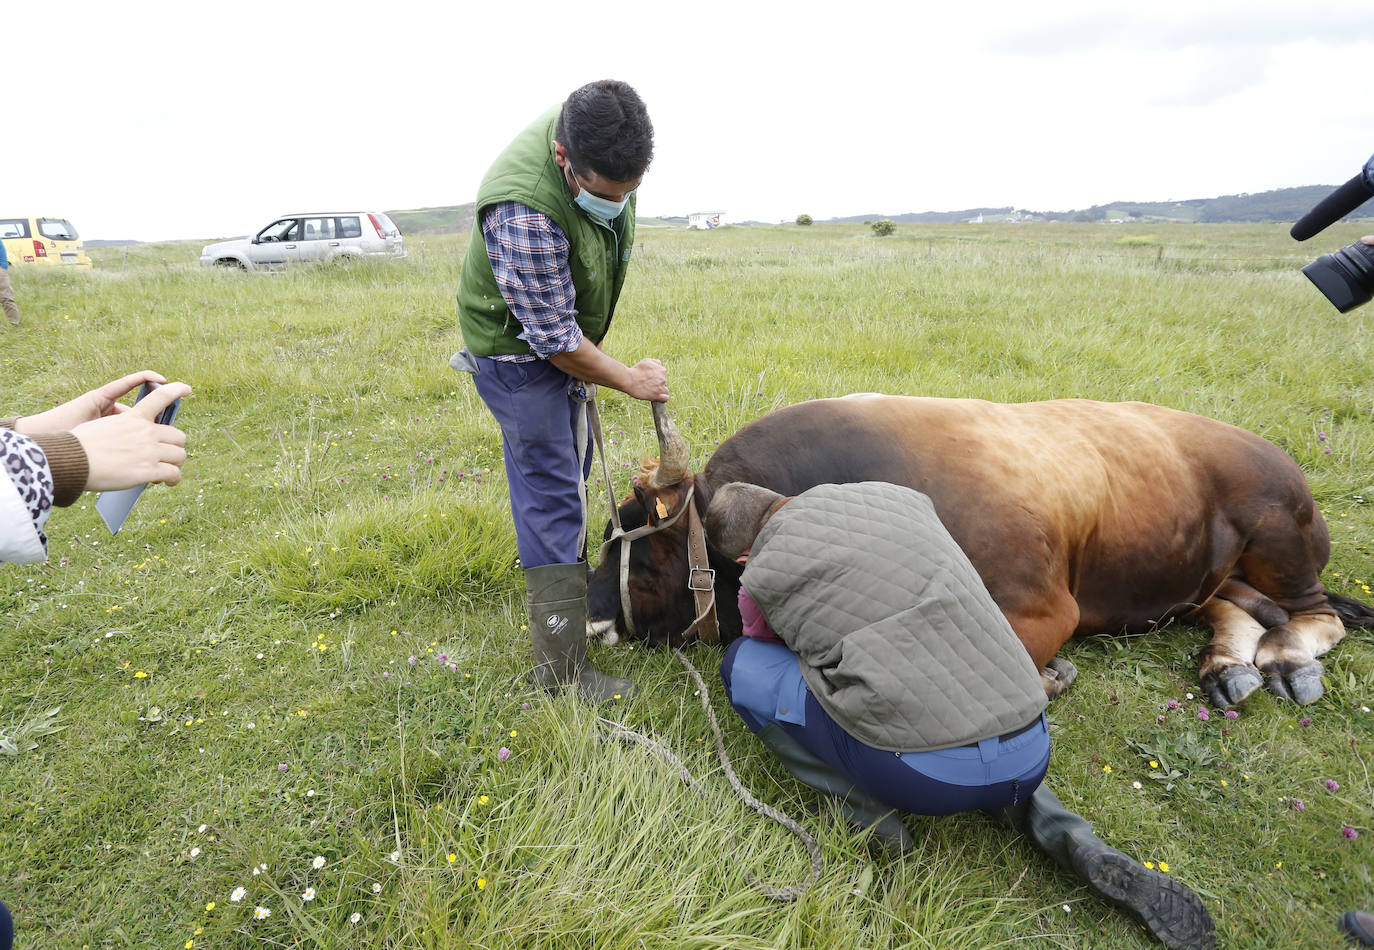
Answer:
[{"xmin": 94, "ymin": 381, "xmax": 185, "ymax": 534}]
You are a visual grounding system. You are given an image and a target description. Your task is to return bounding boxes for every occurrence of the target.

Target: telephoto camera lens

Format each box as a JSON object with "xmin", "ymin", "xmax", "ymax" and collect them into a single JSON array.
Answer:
[{"xmin": 1302, "ymin": 240, "xmax": 1374, "ymax": 313}]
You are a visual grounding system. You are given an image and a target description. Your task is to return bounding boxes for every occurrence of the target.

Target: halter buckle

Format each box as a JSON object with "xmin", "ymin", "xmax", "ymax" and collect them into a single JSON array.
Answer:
[{"xmin": 688, "ymin": 566, "xmax": 716, "ymax": 592}]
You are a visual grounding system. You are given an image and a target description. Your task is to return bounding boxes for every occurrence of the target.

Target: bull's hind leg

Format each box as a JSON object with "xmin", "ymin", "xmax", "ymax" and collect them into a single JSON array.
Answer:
[
  {"xmin": 1004, "ymin": 590, "xmax": 1081, "ymax": 700},
  {"xmin": 1229, "ymin": 497, "xmax": 1338, "ymax": 704},
  {"xmin": 1197, "ymin": 598, "xmax": 1267, "ymax": 709},
  {"xmin": 1254, "ymin": 612, "xmax": 1346, "ymax": 705}
]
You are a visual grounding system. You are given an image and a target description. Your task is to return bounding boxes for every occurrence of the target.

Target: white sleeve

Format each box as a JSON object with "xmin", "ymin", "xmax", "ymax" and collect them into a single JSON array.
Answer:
[{"xmin": 0, "ymin": 430, "xmax": 51, "ymax": 563}]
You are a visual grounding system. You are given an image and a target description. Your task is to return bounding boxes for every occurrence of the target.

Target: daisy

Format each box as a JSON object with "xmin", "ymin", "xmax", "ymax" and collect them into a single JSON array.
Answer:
[
  {"xmin": 302, "ymin": 887, "xmax": 316, "ymax": 901},
  {"xmin": 350, "ymin": 912, "xmax": 362, "ymax": 924},
  {"xmin": 230, "ymin": 887, "xmax": 246, "ymax": 903},
  {"xmin": 254, "ymin": 906, "xmax": 271, "ymax": 920},
  {"xmin": 312, "ymin": 856, "xmax": 326, "ymax": 869}
]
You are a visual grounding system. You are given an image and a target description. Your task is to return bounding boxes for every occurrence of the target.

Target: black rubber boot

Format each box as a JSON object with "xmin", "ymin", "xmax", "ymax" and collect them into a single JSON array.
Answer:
[
  {"xmin": 526, "ymin": 562, "xmax": 636, "ymax": 703},
  {"xmin": 758, "ymin": 722, "xmax": 914, "ymax": 855},
  {"xmin": 999, "ymin": 785, "xmax": 1215, "ymax": 949},
  {"xmin": 1341, "ymin": 911, "xmax": 1374, "ymax": 946}
]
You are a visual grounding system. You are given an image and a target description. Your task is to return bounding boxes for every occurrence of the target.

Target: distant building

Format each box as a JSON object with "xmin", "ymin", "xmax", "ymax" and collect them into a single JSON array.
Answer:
[{"xmin": 688, "ymin": 212, "xmax": 723, "ymax": 230}]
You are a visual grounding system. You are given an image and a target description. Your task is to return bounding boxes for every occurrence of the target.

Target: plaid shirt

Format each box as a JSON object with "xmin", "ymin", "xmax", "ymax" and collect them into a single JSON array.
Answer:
[{"xmin": 481, "ymin": 202, "xmax": 584, "ymax": 362}]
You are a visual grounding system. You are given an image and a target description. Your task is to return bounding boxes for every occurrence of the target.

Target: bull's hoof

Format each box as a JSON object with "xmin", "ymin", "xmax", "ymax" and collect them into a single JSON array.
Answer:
[
  {"xmin": 1199, "ymin": 663, "xmax": 1263, "ymax": 709},
  {"xmin": 1264, "ymin": 661, "xmax": 1326, "ymax": 705},
  {"xmin": 1040, "ymin": 656, "xmax": 1079, "ymax": 698}
]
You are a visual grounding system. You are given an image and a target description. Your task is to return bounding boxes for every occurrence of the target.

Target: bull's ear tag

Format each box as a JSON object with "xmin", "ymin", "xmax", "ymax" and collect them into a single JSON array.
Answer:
[{"xmin": 655, "ymin": 498, "xmax": 669, "ymax": 519}]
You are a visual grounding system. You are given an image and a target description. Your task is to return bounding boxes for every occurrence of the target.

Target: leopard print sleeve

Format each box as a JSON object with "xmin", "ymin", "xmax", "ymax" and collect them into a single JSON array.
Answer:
[{"xmin": 1, "ymin": 427, "xmax": 55, "ymax": 552}]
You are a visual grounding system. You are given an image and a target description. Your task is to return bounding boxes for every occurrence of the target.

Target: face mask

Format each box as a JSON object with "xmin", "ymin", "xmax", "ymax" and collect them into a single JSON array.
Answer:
[
  {"xmin": 574, "ymin": 188, "xmax": 629, "ymax": 220},
  {"xmin": 568, "ymin": 166, "xmax": 631, "ymax": 219}
]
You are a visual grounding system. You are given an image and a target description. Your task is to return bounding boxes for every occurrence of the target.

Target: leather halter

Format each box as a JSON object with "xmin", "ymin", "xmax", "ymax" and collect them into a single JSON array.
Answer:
[{"xmin": 589, "ymin": 396, "xmax": 719, "ymax": 645}]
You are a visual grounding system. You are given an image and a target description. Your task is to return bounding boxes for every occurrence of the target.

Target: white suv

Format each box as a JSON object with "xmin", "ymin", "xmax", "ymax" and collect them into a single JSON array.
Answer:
[{"xmin": 199, "ymin": 212, "xmax": 405, "ymax": 270}]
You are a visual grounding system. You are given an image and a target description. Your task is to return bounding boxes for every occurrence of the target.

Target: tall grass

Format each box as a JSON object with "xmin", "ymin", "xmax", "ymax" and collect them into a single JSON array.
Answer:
[{"xmin": 1, "ymin": 221, "xmax": 1372, "ymax": 947}]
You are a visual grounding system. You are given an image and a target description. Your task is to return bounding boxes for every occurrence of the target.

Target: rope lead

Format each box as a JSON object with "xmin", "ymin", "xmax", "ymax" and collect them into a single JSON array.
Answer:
[{"xmin": 598, "ymin": 647, "xmax": 823, "ymax": 902}]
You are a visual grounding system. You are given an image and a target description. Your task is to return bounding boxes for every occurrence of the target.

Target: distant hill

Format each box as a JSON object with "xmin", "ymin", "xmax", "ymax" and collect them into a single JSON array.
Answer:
[
  {"xmin": 85, "ymin": 187, "xmax": 1374, "ymax": 246},
  {"xmin": 382, "ymin": 186, "xmax": 1370, "ymax": 232},
  {"xmin": 386, "ymin": 204, "xmax": 477, "ymax": 235},
  {"xmin": 828, "ymin": 186, "xmax": 1373, "ymax": 226},
  {"xmin": 831, "ymin": 207, "xmax": 1017, "ymax": 224}
]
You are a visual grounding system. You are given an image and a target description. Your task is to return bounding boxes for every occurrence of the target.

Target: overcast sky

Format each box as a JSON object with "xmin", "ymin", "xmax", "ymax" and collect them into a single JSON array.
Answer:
[{"xmin": 9, "ymin": 0, "xmax": 1374, "ymax": 242}]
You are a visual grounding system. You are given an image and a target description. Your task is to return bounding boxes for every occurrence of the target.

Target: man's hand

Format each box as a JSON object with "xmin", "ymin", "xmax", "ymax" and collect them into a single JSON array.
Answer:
[
  {"xmin": 14, "ymin": 371, "xmax": 167, "ymax": 435},
  {"xmin": 623, "ymin": 358, "xmax": 669, "ymax": 402},
  {"xmin": 549, "ymin": 341, "xmax": 669, "ymax": 402},
  {"xmin": 72, "ymin": 382, "xmax": 191, "ymax": 490},
  {"xmin": 1363, "ymin": 235, "xmax": 1374, "ymax": 246}
]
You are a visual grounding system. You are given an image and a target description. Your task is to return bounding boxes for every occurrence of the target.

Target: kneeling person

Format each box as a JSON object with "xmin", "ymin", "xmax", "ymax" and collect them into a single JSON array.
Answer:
[{"xmin": 705, "ymin": 480, "xmax": 1214, "ymax": 950}]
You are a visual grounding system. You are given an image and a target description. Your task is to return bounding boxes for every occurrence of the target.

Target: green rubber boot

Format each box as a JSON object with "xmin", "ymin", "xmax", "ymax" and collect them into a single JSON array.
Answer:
[{"xmin": 526, "ymin": 562, "xmax": 636, "ymax": 703}]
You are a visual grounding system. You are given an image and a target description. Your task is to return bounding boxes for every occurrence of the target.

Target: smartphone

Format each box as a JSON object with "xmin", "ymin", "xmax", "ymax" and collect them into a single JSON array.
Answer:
[
  {"xmin": 94, "ymin": 381, "xmax": 184, "ymax": 534},
  {"xmin": 139, "ymin": 380, "xmax": 182, "ymax": 426}
]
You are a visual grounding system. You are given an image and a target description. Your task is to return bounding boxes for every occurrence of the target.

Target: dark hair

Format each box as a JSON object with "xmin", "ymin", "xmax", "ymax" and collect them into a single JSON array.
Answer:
[
  {"xmin": 704, "ymin": 482, "xmax": 786, "ymax": 559},
  {"xmin": 556, "ymin": 80, "xmax": 654, "ymax": 182}
]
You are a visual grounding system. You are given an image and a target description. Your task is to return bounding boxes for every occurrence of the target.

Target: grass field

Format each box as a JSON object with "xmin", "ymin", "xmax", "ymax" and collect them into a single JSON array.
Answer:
[{"xmin": 2, "ymin": 220, "xmax": 1373, "ymax": 948}]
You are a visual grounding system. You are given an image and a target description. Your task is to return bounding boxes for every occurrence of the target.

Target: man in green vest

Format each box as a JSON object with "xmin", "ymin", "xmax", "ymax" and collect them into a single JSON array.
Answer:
[{"xmin": 453, "ymin": 80, "xmax": 665, "ymax": 702}]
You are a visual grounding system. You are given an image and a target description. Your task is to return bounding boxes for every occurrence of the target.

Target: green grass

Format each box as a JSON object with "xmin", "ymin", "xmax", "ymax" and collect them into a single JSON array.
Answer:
[{"xmin": 2, "ymin": 220, "xmax": 1374, "ymax": 947}]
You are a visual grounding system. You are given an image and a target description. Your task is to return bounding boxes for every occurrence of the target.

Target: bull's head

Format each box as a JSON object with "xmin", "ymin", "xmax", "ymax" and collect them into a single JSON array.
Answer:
[{"xmin": 587, "ymin": 404, "xmax": 743, "ymax": 647}]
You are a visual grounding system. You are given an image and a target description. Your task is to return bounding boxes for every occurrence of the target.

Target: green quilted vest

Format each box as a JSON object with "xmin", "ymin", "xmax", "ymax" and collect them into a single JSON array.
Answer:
[{"xmin": 457, "ymin": 106, "xmax": 636, "ymax": 357}]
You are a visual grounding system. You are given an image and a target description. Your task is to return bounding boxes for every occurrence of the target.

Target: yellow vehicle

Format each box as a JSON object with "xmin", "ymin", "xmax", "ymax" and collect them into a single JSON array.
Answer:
[{"xmin": 0, "ymin": 216, "xmax": 93, "ymax": 268}]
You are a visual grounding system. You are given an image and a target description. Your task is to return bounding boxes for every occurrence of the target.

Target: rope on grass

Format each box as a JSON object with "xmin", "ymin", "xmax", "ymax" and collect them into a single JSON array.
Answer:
[{"xmin": 597, "ymin": 647, "xmax": 823, "ymax": 902}]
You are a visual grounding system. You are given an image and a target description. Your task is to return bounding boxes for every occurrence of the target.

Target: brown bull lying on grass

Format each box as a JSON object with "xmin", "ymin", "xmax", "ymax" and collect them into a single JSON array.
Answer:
[{"xmin": 588, "ymin": 394, "xmax": 1374, "ymax": 707}]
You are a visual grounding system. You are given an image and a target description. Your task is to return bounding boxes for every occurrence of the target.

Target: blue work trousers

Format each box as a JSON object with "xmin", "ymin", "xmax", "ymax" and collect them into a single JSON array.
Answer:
[
  {"xmin": 470, "ymin": 356, "xmax": 593, "ymax": 568},
  {"xmin": 721, "ymin": 637, "xmax": 1050, "ymax": 816}
]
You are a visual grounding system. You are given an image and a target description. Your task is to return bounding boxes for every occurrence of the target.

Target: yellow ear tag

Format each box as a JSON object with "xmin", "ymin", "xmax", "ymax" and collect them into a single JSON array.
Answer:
[{"xmin": 655, "ymin": 499, "xmax": 669, "ymax": 519}]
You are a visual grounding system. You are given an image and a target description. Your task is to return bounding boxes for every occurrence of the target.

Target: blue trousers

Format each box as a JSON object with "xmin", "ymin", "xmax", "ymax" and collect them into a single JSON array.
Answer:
[
  {"xmin": 721, "ymin": 637, "xmax": 1050, "ymax": 816},
  {"xmin": 1, "ymin": 899, "xmax": 11, "ymax": 950},
  {"xmin": 470, "ymin": 356, "xmax": 594, "ymax": 568}
]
